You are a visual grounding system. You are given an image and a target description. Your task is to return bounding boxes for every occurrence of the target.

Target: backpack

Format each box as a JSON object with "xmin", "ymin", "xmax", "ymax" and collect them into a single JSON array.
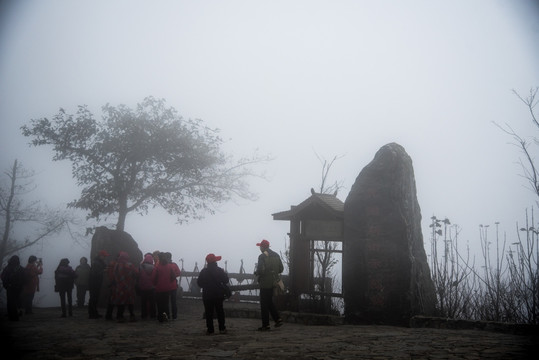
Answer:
[{"xmin": 1, "ymin": 266, "xmax": 25, "ymax": 290}]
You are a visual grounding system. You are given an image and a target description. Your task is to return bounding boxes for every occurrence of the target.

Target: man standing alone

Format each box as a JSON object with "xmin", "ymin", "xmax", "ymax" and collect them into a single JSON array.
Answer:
[
  {"xmin": 255, "ymin": 239, "xmax": 284, "ymax": 331},
  {"xmin": 75, "ymin": 257, "xmax": 91, "ymax": 308}
]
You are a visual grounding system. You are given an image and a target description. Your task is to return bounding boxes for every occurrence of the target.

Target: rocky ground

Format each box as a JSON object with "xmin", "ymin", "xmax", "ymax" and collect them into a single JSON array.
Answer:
[{"xmin": 1, "ymin": 299, "xmax": 538, "ymax": 359}]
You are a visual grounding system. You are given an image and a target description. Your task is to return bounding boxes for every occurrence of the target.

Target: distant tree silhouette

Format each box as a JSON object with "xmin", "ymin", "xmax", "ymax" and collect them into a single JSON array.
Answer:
[
  {"xmin": 21, "ymin": 96, "xmax": 271, "ymax": 232},
  {"xmin": 0, "ymin": 159, "xmax": 70, "ymax": 266}
]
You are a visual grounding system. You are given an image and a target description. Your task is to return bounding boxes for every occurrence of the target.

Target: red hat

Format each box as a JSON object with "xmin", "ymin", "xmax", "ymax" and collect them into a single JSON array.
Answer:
[
  {"xmin": 99, "ymin": 250, "xmax": 109, "ymax": 257},
  {"xmin": 256, "ymin": 239, "xmax": 270, "ymax": 248},
  {"xmin": 205, "ymin": 253, "xmax": 222, "ymax": 263}
]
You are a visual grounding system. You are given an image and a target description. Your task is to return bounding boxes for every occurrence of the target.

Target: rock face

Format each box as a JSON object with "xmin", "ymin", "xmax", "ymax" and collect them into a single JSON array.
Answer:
[
  {"xmin": 343, "ymin": 143, "xmax": 436, "ymax": 325},
  {"xmin": 90, "ymin": 226, "xmax": 143, "ymax": 306}
]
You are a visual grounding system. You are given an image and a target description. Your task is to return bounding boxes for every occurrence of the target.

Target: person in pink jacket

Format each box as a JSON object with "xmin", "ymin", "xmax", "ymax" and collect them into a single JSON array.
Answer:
[
  {"xmin": 151, "ymin": 252, "xmax": 177, "ymax": 322},
  {"xmin": 137, "ymin": 253, "xmax": 156, "ymax": 319}
]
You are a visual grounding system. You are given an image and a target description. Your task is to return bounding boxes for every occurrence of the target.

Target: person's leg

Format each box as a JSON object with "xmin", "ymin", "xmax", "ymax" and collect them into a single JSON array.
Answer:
[
  {"xmin": 259, "ymin": 288, "xmax": 271, "ymax": 328},
  {"xmin": 23, "ymin": 293, "xmax": 31, "ymax": 314},
  {"xmin": 66, "ymin": 290, "xmax": 73, "ymax": 316},
  {"xmin": 59, "ymin": 291, "xmax": 67, "ymax": 317},
  {"xmin": 128, "ymin": 304, "xmax": 136, "ymax": 322},
  {"xmin": 170, "ymin": 288, "xmax": 178, "ymax": 319},
  {"xmin": 105, "ymin": 303, "xmax": 114, "ymax": 320},
  {"xmin": 215, "ymin": 298, "xmax": 226, "ymax": 332},
  {"xmin": 81, "ymin": 286, "xmax": 88, "ymax": 306},
  {"xmin": 7, "ymin": 290, "xmax": 19, "ymax": 320},
  {"xmin": 140, "ymin": 290, "xmax": 148, "ymax": 319},
  {"xmin": 203, "ymin": 298, "xmax": 215, "ymax": 334},
  {"xmin": 149, "ymin": 290, "xmax": 156, "ymax": 318},
  {"xmin": 156, "ymin": 292, "xmax": 168, "ymax": 322},
  {"xmin": 116, "ymin": 304, "xmax": 125, "ymax": 320},
  {"xmin": 28, "ymin": 292, "xmax": 35, "ymax": 314},
  {"xmin": 76, "ymin": 286, "xmax": 83, "ymax": 307},
  {"xmin": 163, "ymin": 291, "xmax": 171, "ymax": 319},
  {"xmin": 268, "ymin": 296, "xmax": 280, "ymax": 323},
  {"xmin": 88, "ymin": 286, "xmax": 102, "ymax": 317}
]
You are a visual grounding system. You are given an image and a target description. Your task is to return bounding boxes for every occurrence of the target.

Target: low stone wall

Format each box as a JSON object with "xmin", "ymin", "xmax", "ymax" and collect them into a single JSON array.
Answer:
[
  {"xmin": 410, "ymin": 315, "xmax": 539, "ymax": 335},
  {"xmin": 185, "ymin": 300, "xmax": 538, "ymax": 333},
  {"xmin": 224, "ymin": 302, "xmax": 345, "ymax": 326}
]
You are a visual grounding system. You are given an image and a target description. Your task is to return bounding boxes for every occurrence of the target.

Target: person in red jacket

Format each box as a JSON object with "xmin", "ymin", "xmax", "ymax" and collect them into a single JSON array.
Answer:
[
  {"xmin": 107, "ymin": 251, "xmax": 138, "ymax": 322},
  {"xmin": 137, "ymin": 253, "xmax": 156, "ymax": 320},
  {"xmin": 22, "ymin": 255, "xmax": 43, "ymax": 314},
  {"xmin": 165, "ymin": 252, "xmax": 181, "ymax": 320},
  {"xmin": 151, "ymin": 252, "xmax": 177, "ymax": 322}
]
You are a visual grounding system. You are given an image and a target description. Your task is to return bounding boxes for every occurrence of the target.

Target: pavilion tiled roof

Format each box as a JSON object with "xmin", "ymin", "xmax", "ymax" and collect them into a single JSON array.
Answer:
[{"xmin": 272, "ymin": 191, "xmax": 344, "ymax": 221}]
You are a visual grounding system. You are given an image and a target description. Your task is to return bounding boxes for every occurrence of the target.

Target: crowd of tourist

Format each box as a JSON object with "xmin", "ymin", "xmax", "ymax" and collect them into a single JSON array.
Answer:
[{"xmin": 1, "ymin": 239, "xmax": 285, "ymax": 333}]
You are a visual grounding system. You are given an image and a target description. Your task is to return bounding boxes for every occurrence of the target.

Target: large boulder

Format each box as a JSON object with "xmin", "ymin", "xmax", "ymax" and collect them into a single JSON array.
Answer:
[
  {"xmin": 343, "ymin": 143, "xmax": 436, "ymax": 325},
  {"xmin": 90, "ymin": 226, "xmax": 143, "ymax": 307}
]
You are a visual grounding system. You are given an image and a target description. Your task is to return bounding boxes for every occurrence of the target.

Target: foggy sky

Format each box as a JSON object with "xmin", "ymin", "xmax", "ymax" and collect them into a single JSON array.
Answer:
[{"xmin": 1, "ymin": 1, "xmax": 538, "ymax": 306}]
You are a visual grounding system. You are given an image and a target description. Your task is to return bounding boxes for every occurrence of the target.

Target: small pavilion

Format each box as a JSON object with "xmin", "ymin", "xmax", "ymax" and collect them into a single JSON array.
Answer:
[{"xmin": 272, "ymin": 190, "xmax": 344, "ymax": 311}]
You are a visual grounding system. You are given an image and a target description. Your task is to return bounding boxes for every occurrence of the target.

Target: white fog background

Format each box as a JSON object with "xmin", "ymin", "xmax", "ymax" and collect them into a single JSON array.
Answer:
[{"xmin": 1, "ymin": 0, "xmax": 538, "ymax": 307}]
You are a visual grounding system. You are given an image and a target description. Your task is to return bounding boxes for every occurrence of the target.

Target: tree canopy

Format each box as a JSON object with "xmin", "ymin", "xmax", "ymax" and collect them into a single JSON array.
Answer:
[{"xmin": 21, "ymin": 96, "xmax": 269, "ymax": 231}]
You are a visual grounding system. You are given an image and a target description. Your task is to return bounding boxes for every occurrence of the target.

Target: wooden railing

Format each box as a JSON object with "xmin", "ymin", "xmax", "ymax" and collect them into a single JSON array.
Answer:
[{"xmin": 178, "ymin": 259, "xmax": 260, "ymax": 302}]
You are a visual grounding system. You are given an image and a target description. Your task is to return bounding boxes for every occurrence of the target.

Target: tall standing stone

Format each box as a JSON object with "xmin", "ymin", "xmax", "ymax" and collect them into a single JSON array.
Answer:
[{"xmin": 343, "ymin": 143, "xmax": 436, "ymax": 325}]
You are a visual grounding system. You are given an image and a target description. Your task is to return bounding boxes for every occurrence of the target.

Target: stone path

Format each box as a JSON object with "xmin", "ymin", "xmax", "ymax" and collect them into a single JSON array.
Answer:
[{"xmin": 1, "ymin": 300, "xmax": 537, "ymax": 359}]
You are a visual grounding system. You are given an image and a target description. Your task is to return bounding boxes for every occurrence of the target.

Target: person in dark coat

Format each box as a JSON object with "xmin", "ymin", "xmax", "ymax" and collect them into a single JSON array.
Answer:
[
  {"xmin": 74, "ymin": 256, "xmax": 91, "ymax": 308},
  {"xmin": 196, "ymin": 253, "xmax": 229, "ymax": 335},
  {"xmin": 54, "ymin": 258, "xmax": 77, "ymax": 317},
  {"xmin": 88, "ymin": 250, "xmax": 109, "ymax": 319},
  {"xmin": 1, "ymin": 255, "xmax": 25, "ymax": 321},
  {"xmin": 255, "ymin": 239, "xmax": 284, "ymax": 331}
]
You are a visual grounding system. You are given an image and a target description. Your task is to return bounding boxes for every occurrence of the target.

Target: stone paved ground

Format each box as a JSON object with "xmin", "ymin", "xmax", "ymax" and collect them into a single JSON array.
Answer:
[{"xmin": 1, "ymin": 299, "xmax": 538, "ymax": 359}]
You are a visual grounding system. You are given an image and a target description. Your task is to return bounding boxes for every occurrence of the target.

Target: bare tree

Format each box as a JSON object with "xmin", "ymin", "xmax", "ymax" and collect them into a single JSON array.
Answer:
[
  {"xmin": 507, "ymin": 208, "xmax": 539, "ymax": 324},
  {"xmin": 311, "ymin": 153, "xmax": 345, "ymax": 313},
  {"xmin": 429, "ymin": 216, "xmax": 476, "ymax": 319},
  {"xmin": 0, "ymin": 159, "xmax": 72, "ymax": 266},
  {"xmin": 314, "ymin": 152, "xmax": 345, "ymax": 196},
  {"xmin": 494, "ymin": 87, "xmax": 539, "ymax": 202}
]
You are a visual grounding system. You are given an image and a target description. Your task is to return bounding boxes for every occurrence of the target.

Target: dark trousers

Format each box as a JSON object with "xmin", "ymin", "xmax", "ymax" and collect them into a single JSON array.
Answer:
[
  {"xmin": 76, "ymin": 285, "xmax": 88, "ymax": 307},
  {"xmin": 203, "ymin": 297, "xmax": 226, "ymax": 333},
  {"xmin": 140, "ymin": 289, "xmax": 156, "ymax": 319},
  {"xmin": 88, "ymin": 282, "xmax": 102, "ymax": 317},
  {"xmin": 6, "ymin": 289, "xmax": 22, "ymax": 321},
  {"xmin": 155, "ymin": 291, "xmax": 170, "ymax": 322},
  {"xmin": 170, "ymin": 288, "xmax": 178, "ymax": 319},
  {"xmin": 116, "ymin": 304, "xmax": 135, "ymax": 319},
  {"xmin": 59, "ymin": 290, "xmax": 73, "ymax": 317},
  {"xmin": 259, "ymin": 288, "xmax": 279, "ymax": 327},
  {"xmin": 23, "ymin": 292, "xmax": 35, "ymax": 314}
]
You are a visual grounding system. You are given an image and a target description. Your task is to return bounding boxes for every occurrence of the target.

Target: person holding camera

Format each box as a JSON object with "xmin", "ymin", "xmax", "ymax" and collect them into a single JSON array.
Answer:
[{"xmin": 22, "ymin": 255, "xmax": 43, "ymax": 315}]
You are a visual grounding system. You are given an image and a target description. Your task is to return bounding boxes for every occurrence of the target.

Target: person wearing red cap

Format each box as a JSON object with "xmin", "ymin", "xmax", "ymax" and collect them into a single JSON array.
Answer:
[
  {"xmin": 88, "ymin": 250, "xmax": 109, "ymax": 319},
  {"xmin": 196, "ymin": 253, "xmax": 229, "ymax": 335},
  {"xmin": 255, "ymin": 239, "xmax": 284, "ymax": 330}
]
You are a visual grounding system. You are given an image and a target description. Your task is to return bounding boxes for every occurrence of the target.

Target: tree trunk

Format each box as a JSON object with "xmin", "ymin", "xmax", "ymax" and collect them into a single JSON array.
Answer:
[{"xmin": 116, "ymin": 211, "xmax": 126, "ymax": 232}]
